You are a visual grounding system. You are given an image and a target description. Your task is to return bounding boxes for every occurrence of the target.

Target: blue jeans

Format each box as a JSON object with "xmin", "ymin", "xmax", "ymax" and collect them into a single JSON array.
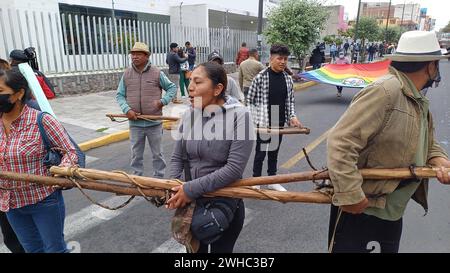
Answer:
[{"xmin": 6, "ymin": 190, "xmax": 67, "ymax": 253}]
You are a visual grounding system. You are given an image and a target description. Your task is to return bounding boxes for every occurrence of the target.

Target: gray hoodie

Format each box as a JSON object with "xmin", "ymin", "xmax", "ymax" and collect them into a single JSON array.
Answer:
[{"xmin": 170, "ymin": 96, "xmax": 255, "ymax": 199}]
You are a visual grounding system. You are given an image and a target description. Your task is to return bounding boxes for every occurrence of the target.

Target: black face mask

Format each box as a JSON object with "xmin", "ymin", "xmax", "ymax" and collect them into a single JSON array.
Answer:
[
  {"xmin": 0, "ymin": 94, "xmax": 15, "ymax": 113},
  {"xmin": 422, "ymin": 62, "xmax": 441, "ymax": 90}
]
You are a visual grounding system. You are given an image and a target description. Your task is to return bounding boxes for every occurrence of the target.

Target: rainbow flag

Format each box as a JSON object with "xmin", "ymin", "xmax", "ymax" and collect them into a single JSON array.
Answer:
[{"xmin": 299, "ymin": 60, "xmax": 391, "ymax": 88}]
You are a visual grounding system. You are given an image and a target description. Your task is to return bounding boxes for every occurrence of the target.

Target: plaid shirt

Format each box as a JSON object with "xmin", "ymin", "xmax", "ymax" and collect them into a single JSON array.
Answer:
[
  {"xmin": 246, "ymin": 67, "xmax": 296, "ymax": 128},
  {"xmin": 0, "ymin": 105, "xmax": 77, "ymax": 212}
]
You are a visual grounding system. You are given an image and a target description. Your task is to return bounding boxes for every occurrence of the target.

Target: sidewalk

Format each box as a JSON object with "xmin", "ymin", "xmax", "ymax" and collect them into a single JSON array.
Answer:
[
  {"xmin": 52, "ymin": 71, "xmax": 316, "ymax": 151},
  {"xmin": 52, "ymin": 91, "xmax": 190, "ymax": 146}
]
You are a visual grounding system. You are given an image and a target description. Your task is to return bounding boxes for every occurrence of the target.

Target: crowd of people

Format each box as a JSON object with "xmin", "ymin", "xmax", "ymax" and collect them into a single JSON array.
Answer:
[{"xmin": 1, "ymin": 30, "xmax": 449, "ymax": 254}]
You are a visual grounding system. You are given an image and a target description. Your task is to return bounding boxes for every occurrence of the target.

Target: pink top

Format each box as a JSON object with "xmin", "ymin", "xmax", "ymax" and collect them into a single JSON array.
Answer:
[{"xmin": 335, "ymin": 57, "xmax": 350, "ymax": 65}]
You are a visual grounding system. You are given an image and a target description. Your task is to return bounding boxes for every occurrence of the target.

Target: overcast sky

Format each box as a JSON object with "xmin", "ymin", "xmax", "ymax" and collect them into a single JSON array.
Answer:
[{"xmin": 327, "ymin": 0, "xmax": 449, "ymax": 30}]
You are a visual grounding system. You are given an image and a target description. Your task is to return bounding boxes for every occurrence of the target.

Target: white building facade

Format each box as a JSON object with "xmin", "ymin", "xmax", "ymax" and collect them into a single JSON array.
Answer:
[{"xmin": 0, "ymin": 0, "xmax": 278, "ymax": 74}]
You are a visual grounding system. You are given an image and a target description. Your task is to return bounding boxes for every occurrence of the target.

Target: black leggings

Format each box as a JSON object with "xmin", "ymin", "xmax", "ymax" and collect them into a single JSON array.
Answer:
[
  {"xmin": 0, "ymin": 211, "xmax": 25, "ymax": 253},
  {"xmin": 328, "ymin": 205, "xmax": 403, "ymax": 253},
  {"xmin": 197, "ymin": 199, "xmax": 245, "ymax": 253}
]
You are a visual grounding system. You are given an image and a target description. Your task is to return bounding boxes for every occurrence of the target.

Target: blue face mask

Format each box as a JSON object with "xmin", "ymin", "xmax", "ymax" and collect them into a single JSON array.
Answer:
[{"xmin": 0, "ymin": 94, "xmax": 15, "ymax": 113}]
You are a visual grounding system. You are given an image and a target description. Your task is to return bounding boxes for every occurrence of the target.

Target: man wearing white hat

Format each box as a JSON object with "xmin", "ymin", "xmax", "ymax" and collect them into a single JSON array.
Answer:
[
  {"xmin": 116, "ymin": 42, "xmax": 177, "ymax": 178},
  {"xmin": 326, "ymin": 31, "xmax": 450, "ymax": 253}
]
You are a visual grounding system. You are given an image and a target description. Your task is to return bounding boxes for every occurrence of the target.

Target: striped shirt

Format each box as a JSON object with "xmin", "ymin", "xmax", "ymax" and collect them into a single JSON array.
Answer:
[{"xmin": 0, "ymin": 105, "xmax": 77, "ymax": 212}]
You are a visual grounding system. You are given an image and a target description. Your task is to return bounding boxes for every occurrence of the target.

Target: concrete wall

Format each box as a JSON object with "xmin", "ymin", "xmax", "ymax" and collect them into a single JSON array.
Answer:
[
  {"xmin": 47, "ymin": 63, "xmax": 237, "ymax": 95},
  {"xmin": 170, "ymin": 4, "xmax": 209, "ymax": 28}
]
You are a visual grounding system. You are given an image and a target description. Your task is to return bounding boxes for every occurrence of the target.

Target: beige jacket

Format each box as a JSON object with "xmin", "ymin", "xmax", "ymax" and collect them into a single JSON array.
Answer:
[
  {"xmin": 327, "ymin": 67, "xmax": 448, "ymax": 211},
  {"xmin": 238, "ymin": 58, "xmax": 265, "ymax": 89}
]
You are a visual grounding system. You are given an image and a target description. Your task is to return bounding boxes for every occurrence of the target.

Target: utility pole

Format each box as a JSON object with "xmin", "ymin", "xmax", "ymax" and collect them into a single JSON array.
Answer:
[
  {"xmin": 385, "ymin": 0, "xmax": 392, "ymax": 41},
  {"xmin": 353, "ymin": 0, "xmax": 362, "ymax": 43},
  {"xmin": 257, "ymin": 0, "xmax": 263, "ymax": 58},
  {"xmin": 112, "ymin": 0, "xmax": 116, "ymax": 21},
  {"xmin": 401, "ymin": 0, "xmax": 406, "ymax": 27}
]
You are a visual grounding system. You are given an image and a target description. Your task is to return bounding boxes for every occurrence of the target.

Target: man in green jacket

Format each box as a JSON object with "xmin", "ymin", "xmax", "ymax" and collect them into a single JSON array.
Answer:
[
  {"xmin": 327, "ymin": 31, "xmax": 450, "ymax": 253},
  {"xmin": 116, "ymin": 42, "xmax": 177, "ymax": 178}
]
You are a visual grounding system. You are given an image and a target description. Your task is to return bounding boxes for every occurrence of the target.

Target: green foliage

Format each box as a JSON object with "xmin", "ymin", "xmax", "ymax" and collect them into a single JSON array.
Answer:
[
  {"xmin": 323, "ymin": 34, "xmax": 343, "ymax": 46},
  {"xmin": 380, "ymin": 26, "xmax": 405, "ymax": 44},
  {"xmin": 355, "ymin": 17, "xmax": 380, "ymax": 43},
  {"xmin": 338, "ymin": 28, "xmax": 354, "ymax": 39},
  {"xmin": 264, "ymin": 0, "xmax": 329, "ymax": 68},
  {"xmin": 355, "ymin": 17, "xmax": 380, "ymax": 62},
  {"xmin": 323, "ymin": 35, "xmax": 335, "ymax": 45}
]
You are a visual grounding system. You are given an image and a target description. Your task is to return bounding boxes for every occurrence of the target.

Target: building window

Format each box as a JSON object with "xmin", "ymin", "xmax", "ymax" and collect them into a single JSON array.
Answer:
[{"xmin": 59, "ymin": 3, "xmax": 169, "ymax": 55}]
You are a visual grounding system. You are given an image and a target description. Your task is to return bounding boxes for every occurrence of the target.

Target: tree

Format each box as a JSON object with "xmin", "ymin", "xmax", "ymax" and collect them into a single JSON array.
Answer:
[
  {"xmin": 338, "ymin": 28, "xmax": 354, "ymax": 39},
  {"xmin": 323, "ymin": 35, "xmax": 336, "ymax": 45},
  {"xmin": 380, "ymin": 26, "xmax": 405, "ymax": 44},
  {"xmin": 355, "ymin": 17, "xmax": 380, "ymax": 62},
  {"xmin": 264, "ymin": 0, "xmax": 329, "ymax": 71}
]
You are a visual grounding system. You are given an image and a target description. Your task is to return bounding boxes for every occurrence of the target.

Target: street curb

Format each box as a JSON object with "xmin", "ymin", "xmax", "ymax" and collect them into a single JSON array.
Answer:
[
  {"xmin": 79, "ymin": 130, "xmax": 130, "ymax": 152},
  {"xmin": 294, "ymin": 81, "xmax": 318, "ymax": 91}
]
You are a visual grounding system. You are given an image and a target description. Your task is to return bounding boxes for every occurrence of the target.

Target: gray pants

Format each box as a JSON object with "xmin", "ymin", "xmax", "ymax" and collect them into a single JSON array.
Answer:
[{"xmin": 130, "ymin": 124, "xmax": 166, "ymax": 178}]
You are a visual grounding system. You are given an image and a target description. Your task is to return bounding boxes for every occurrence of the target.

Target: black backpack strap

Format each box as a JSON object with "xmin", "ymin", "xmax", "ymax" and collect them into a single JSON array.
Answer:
[{"xmin": 37, "ymin": 112, "xmax": 52, "ymax": 151}]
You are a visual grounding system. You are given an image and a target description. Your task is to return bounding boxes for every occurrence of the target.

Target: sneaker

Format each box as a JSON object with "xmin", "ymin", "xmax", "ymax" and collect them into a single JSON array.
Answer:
[
  {"xmin": 252, "ymin": 185, "xmax": 261, "ymax": 190},
  {"xmin": 267, "ymin": 184, "xmax": 287, "ymax": 192}
]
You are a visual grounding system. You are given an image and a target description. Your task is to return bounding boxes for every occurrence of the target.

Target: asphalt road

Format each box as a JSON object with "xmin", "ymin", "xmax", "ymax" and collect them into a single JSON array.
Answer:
[{"xmin": 2, "ymin": 61, "xmax": 450, "ymax": 253}]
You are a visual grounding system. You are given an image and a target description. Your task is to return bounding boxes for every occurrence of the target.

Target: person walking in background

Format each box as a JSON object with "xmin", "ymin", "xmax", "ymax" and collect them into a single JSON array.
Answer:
[
  {"xmin": 166, "ymin": 43, "xmax": 188, "ymax": 100},
  {"xmin": 208, "ymin": 51, "xmax": 244, "ymax": 102},
  {"xmin": 247, "ymin": 45, "xmax": 303, "ymax": 192},
  {"xmin": 0, "ymin": 69, "xmax": 78, "ymax": 253},
  {"xmin": 344, "ymin": 41, "xmax": 350, "ymax": 56},
  {"xmin": 185, "ymin": 41, "xmax": 196, "ymax": 71},
  {"xmin": 9, "ymin": 48, "xmax": 56, "ymax": 99},
  {"xmin": 335, "ymin": 51, "xmax": 350, "ymax": 97},
  {"xmin": 310, "ymin": 45, "xmax": 324, "ymax": 70},
  {"xmin": 178, "ymin": 50, "xmax": 190, "ymax": 99},
  {"xmin": 330, "ymin": 43, "xmax": 337, "ymax": 63},
  {"xmin": 238, "ymin": 48, "xmax": 265, "ymax": 103},
  {"xmin": 368, "ymin": 43, "xmax": 376, "ymax": 62},
  {"xmin": 117, "ymin": 42, "xmax": 177, "ymax": 178},
  {"xmin": 168, "ymin": 62, "xmax": 255, "ymax": 253},
  {"xmin": 235, "ymin": 42, "xmax": 249, "ymax": 66}
]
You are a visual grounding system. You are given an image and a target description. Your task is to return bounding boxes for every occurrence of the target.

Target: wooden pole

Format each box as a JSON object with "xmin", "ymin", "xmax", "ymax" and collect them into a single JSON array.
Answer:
[
  {"xmin": 3, "ymin": 169, "xmax": 331, "ymax": 204},
  {"xmin": 256, "ymin": 127, "xmax": 311, "ymax": 135},
  {"xmin": 51, "ymin": 166, "xmax": 447, "ymax": 189},
  {"xmin": 0, "ymin": 171, "xmax": 166, "ymax": 197},
  {"xmin": 230, "ymin": 167, "xmax": 447, "ymax": 187},
  {"xmin": 106, "ymin": 114, "xmax": 180, "ymax": 122}
]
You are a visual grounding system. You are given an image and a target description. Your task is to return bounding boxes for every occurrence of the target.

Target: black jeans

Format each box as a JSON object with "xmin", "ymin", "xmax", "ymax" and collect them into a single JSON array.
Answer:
[
  {"xmin": 328, "ymin": 205, "xmax": 403, "ymax": 253},
  {"xmin": 253, "ymin": 133, "xmax": 283, "ymax": 177},
  {"xmin": 0, "ymin": 211, "xmax": 25, "ymax": 253},
  {"xmin": 197, "ymin": 199, "xmax": 245, "ymax": 253},
  {"xmin": 243, "ymin": 87, "xmax": 250, "ymax": 104}
]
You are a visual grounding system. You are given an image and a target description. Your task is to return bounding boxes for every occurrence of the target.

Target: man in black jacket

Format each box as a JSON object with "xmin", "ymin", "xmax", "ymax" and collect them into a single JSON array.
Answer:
[
  {"xmin": 185, "ymin": 41, "xmax": 196, "ymax": 71},
  {"xmin": 166, "ymin": 43, "xmax": 188, "ymax": 100}
]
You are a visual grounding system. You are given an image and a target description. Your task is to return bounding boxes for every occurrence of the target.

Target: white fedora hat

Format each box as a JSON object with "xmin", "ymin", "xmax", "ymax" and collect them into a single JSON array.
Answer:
[{"xmin": 385, "ymin": 31, "xmax": 448, "ymax": 62}]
